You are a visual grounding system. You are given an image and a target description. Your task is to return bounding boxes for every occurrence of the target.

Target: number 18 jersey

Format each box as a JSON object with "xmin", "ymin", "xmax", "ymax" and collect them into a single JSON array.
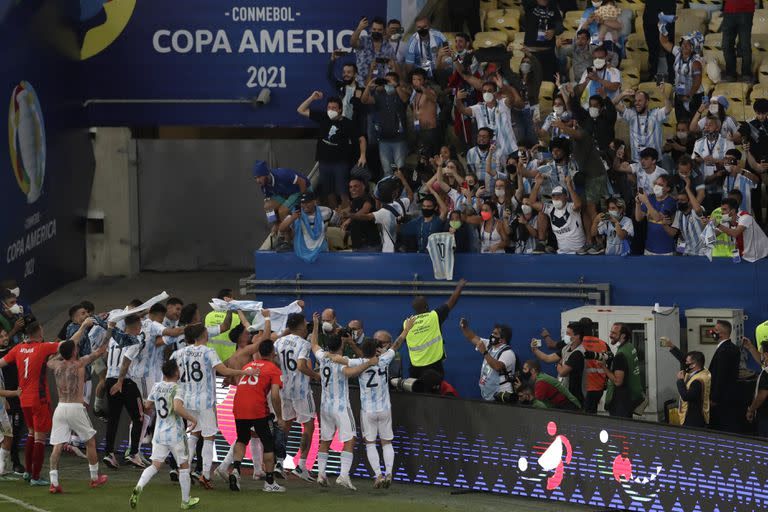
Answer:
[
  {"xmin": 274, "ymin": 334, "xmax": 311, "ymax": 400},
  {"xmin": 147, "ymin": 381, "xmax": 185, "ymax": 446},
  {"xmin": 171, "ymin": 344, "xmax": 222, "ymax": 410}
]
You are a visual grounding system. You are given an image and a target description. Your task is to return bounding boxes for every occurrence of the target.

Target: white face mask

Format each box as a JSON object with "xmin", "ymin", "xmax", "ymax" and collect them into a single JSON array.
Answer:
[
  {"xmin": 327, "ymin": 109, "xmax": 340, "ymax": 120},
  {"xmin": 322, "ymin": 321, "xmax": 335, "ymax": 333},
  {"xmin": 593, "ymin": 58, "xmax": 606, "ymax": 69},
  {"xmin": 653, "ymin": 185, "xmax": 664, "ymax": 197},
  {"xmin": 721, "ymin": 214, "xmax": 732, "ymax": 223},
  {"xmin": 8, "ymin": 304, "xmax": 22, "ymax": 315},
  {"xmin": 563, "ymin": 334, "xmax": 572, "ymax": 344},
  {"xmin": 553, "ymin": 106, "xmax": 564, "ymax": 116},
  {"xmin": 609, "ymin": 210, "xmax": 621, "ymax": 219},
  {"xmin": 8, "ymin": 288, "xmax": 19, "ymax": 298},
  {"xmin": 709, "ymin": 104, "xmax": 720, "ymax": 115},
  {"xmin": 676, "ymin": 131, "xmax": 688, "ymax": 140},
  {"xmin": 522, "ymin": 204, "xmax": 533, "ymax": 215},
  {"xmin": 592, "ymin": 1, "xmax": 602, "ymax": 6},
  {"xmin": 390, "ymin": 32, "xmax": 402, "ymax": 41},
  {"xmin": 495, "ymin": 188, "xmax": 506, "ymax": 198},
  {"xmin": 483, "ymin": 92, "xmax": 495, "ymax": 103},
  {"xmin": 520, "ymin": 62, "xmax": 532, "ymax": 74},
  {"xmin": 589, "ymin": 107, "xmax": 600, "ymax": 119},
  {"xmin": 552, "ymin": 199, "xmax": 565, "ymax": 209}
]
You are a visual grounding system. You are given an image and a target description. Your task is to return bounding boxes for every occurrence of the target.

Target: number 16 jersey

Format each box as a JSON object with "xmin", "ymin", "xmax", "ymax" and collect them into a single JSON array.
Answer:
[
  {"xmin": 171, "ymin": 344, "xmax": 222, "ymax": 410},
  {"xmin": 147, "ymin": 381, "xmax": 185, "ymax": 446},
  {"xmin": 274, "ymin": 334, "xmax": 311, "ymax": 401}
]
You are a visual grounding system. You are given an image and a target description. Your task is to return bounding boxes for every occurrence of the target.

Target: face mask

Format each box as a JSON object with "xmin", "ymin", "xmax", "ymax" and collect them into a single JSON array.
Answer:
[
  {"xmin": 721, "ymin": 215, "xmax": 731, "ymax": 223},
  {"xmin": 384, "ymin": 84, "xmax": 396, "ymax": 94},
  {"xmin": 506, "ymin": 164, "xmax": 517, "ymax": 172},
  {"xmin": 589, "ymin": 107, "xmax": 600, "ymax": 118},
  {"xmin": 483, "ymin": 92, "xmax": 495, "ymax": 103},
  {"xmin": 477, "ymin": 143, "xmax": 490, "ymax": 151},
  {"xmin": 686, "ymin": 364, "xmax": 696, "ymax": 373},
  {"xmin": 327, "ymin": 109, "xmax": 339, "ymax": 120},
  {"xmin": 7, "ymin": 304, "xmax": 22, "ymax": 315},
  {"xmin": 593, "ymin": 58, "xmax": 606, "ymax": 69},
  {"xmin": 563, "ymin": 334, "xmax": 572, "ymax": 345},
  {"xmin": 322, "ymin": 321, "xmax": 335, "ymax": 334},
  {"xmin": 653, "ymin": 185, "xmax": 664, "ymax": 197},
  {"xmin": 371, "ymin": 32, "xmax": 383, "ymax": 42},
  {"xmin": 677, "ymin": 131, "xmax": 688, "ymax": 140},
  {"xmin": 417, "ymin": 28, "xmax": 429, "ymax": 38},
  {"xmin": 422, "ymin": 208, "xmax": 435, "ymax": 218},
  {"xmin": 495, "ymin": 188, "xmax": 506, "ymax": 198},
  {"xmin": 489, "ymin": 334, "xmax": 502, "ymax": 345},
  {"xmin": 449, "ymin": 220, "xmax": 462, "ymax": 229},
  {"xmin": 709, "ymin": 104, "xmax": 720, "ymax": 115},
  {"xmin": 520, "ymin": 62, "xmax": 532, "ymax": 74},
  {"xmin": 552, "ymin": 199, "xmax": 565, "ymax": 209},
  {"xmin": 390, "ymin": 32, "xmax": 402, "ymax": 41},
  {"xmin": 677, "ymin": 202, "xmax": 690, "ymax": 211},
  {"xmin": 521, "ymin": 370, "xmax": 532, "ymax": 381},
  {"xmin": 592, "ymin": 1, "xmax": 602, "ymax": 6},
  {"xmin": 481, "ymin": 211, "xmax": 493, "ymax": 221},
  {"xmin": 608, "ymin": 210, "xmax": 621, "ymax": 219},
  {"xmin": 8, "ymin": 288, "xmax": 19, "ymax": 297},
  {"xmin": 522, "ymin": 204, "xmax": 533, "ymax": 216},
  {"xmin": 553, "ymin": 106, "xmax": 564, "ymax": 116}
]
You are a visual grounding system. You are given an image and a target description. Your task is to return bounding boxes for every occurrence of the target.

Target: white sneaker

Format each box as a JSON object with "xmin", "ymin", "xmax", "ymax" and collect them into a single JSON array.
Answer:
[
  {"xmin": 228, "ymin": 471, "xmax": 241, "ymax": 492},
  {"xmin": 316, "ymin": 474, "xmax": 329, "ymax": 487},
  {"xmin": 214, "ymin": 466, "xmax": 229, "ymax": 483},
  {"xmin": 263, "ymin": 481, "xmax": 285, "ymax": 492},
  {"xmin": 336, "ymin": 475, "xmax": 357, "ymax": 491},
  {"xmin": 291, "ymin": 466, "xmax": 313, "ymax": 482}
]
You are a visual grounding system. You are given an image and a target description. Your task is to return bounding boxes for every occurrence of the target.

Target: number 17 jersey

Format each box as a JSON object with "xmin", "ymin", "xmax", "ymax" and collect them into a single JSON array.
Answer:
[
  {"xmin": 274, "ymin": 334, "xmax": 311, "ymax": 400},
  {"xmin": 147, "ymin": 381, "xmax": 185, "ymax": 446}
]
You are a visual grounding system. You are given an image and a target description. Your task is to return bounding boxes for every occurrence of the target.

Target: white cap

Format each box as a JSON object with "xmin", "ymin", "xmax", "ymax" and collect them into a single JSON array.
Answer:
[{"xmin": 551, "ymin": 186, "xmax": 566, "ymax": 195}]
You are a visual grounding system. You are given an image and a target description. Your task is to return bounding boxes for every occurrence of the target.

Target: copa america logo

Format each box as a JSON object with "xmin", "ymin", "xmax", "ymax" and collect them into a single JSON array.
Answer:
[{"xmin": 8, "ymin": 81, "xmax": 46, "ymax": 204}]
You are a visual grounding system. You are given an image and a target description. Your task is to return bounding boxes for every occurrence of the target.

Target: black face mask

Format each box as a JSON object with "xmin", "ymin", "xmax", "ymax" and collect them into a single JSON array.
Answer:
[
  {"xmin": 506, "ymin": 164, "xmax": 517, "ymax": 173},
  {"xmin": 417, "ymin": 28, "xmax": 429, "ymax": 38},
  {"xmin": 477, "ymin": 143, "xmax": 490, "ymax": 151},
  {"xmin": 686, "ymin": 364, "xmax": 696, "ymax": 373},
  {"xmin": 677, "ymin": 202, "xmax": 690, "ymax": 211},
  {"xmin": 343, "ymin": 78, "xmax": 354, "ymax": 85},
  {"xmin": 422, "ymin": 208, "xmax": 435, "ymax": 218},
  {"xmin": 489, "ymin": 334, "xmax": 501, "ymax": 345},
  {"xmin": 521, "ymin": 371, "xmax": 532, "ymax": 381},
  {"xmin": 371, "ymin": 32, "xmax": 383, "ymax": 41}
]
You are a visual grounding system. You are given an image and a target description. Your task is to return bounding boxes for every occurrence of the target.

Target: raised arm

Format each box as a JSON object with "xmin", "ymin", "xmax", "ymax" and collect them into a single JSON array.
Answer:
[
  {"xmin": 454, "ymin": 89, "xmax": 474, "ymax": 117},
  {"xmin": 342, "ymin": 356, "xmax": 379, "ymax": 377},
  {"xmin": 80, "ymin": 342, "xmax": 108, "ymax": 367},
  {"xmin": 297, "ymin": 91, "xmax": 323, "ymax": 118},
  {"xmin": 219, "ymin": 309, "xmax": 234, "ymax": 334},
  {"xmin": 459, "ymin": 317, "xmax": 482, "ymax": 346},
  {"xmin": 361, "ymin": 79, "xmax": 376, "ymax": 105},
  {"xmin": 565, "ymin": 175, "xmax": 581, "ymax": 212},
  {"xmin": 446, "ymin": 278, "xmax": 467, "ymax": 310},
  {"xmin": 69, "ymin": 318, "xmax": 95, "ymax": 343},
  {"xmin": 391, "ymin": 317, "xmax": 416, "ymax": 352},
  {"xmin": 350, "ymin": 17, "xmax": 367, "ymax": 50}
]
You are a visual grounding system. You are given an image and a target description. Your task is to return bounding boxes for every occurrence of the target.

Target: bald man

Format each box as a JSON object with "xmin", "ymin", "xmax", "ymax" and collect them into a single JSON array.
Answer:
[{"xmin": 374, "ymin": 331, "xmax": 402, "ymax": 378}]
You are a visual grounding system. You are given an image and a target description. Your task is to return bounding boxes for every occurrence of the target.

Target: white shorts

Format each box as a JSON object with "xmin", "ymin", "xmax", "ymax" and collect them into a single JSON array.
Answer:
[
  {"xmin": 281, "ymin": 394, "xmax": 315, "ymax": 425},
  {"xmin": 50, "ymin": 403, "xmax": 96, "ymax": 445},
  {"xmin": 151, "ymin": 440, "xmax": 188, "ymax": 463},
  {"xmin": 320, "ymin": 407, "xmax": 356, "ymax": 443},
  {"xmin": 0, "ymin": 407, "xmax": 11, "ymax": 437},
  {"xmin": 361, "ymin": 409, "xmax": 393, "ymax": 442},
  {"xmin": 82, "ymin": 380, "xmax": 93, "ymax": 406},
  {"xmin": 188, "ymin": 408, "xmax": 218, "ymax": 438}
]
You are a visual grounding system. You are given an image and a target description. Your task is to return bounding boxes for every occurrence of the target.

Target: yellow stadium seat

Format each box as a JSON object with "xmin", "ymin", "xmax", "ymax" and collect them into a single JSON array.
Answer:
[
  {"xmin": 480, "ymin": 0, "xmax": 498, "ymax": 10},
  {"xmin": 620, "ymin": 60, "xmax": 641, "ymax": 90},
  {"xmin": 759, "ymin": 61, "xmax": 768, "ymax": 84},
  {"xmin": 701, "ymin": 72, "xmax": 714, "ymax": 96},
  {"xmin": 755, "ymin": 10, "xmax": 768, "ymax": 35},
  {"xmin": 704, "ymin": 33, "xmax": 722, "ymax": 53},
  {"xmin": 499, "ymin": 0, "xmax": 522, "ymax": 7},
  {"xmin": 626, "ymin": 34, "xmax": 650, "ymax": 72},
  {"xmin": 676, "ymin": 9, "xmax": 707, "ymax": 37},
  {"xmin": 617, "ymin": 0, "xmax": 644, "ymax": 17},
  {"xmin": 663, "ymin": 109, "xmax": 678, "ymax": 143},
  {"xmin": 751, "ymin": 83, "xmax": 768, "ymax": 103},
  {"xmin": 563, "ymin": 11, "xmax": 584, "ymax": 32},
  {"xmin": 538, "ymin": 81, "xmax": 555, "ymax": 114},
  {"xmin": 485, "ymin": 9, "xmax": 521, "ymax": 35},
  {"xmin": 709, "ymin": 12, "xmax": 723, "ymax": 33},
  {"xmin": 713, "ymin": 82, "xmax": 752, "ymax": 122},
  {"xmin": 474, "ymin": 31, "xmax": 508, "ymax": 48},
  {"xmin": 638, "ymin": 82, "xmax": 674, "ymax": 109}
]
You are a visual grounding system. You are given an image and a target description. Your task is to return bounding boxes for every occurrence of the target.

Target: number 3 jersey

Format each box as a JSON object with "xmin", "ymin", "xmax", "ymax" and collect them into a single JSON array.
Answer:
[
  {"xmin": 171, "ymin": 344, "xmax": 222, "ymax": 410},
  {"xmin": 274, "ymin": 334, "xmax": 311, "ymax": 401},
  {"xmin": 314, "ymin": 349, "xmax": 351, "ymax": 414},
  {"xmin": 147, "ymin": 381, "xmax": 185, "ymax": 446},
  {"xmin": 349, "ymin": 349, "xmax": 395, "ymax": 413}
]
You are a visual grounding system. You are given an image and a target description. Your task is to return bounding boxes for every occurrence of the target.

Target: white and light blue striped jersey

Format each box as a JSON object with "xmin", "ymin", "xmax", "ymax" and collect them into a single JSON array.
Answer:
[
  {"xmin": 171, "ymin": 344, "xmax": 222, "ymax": 410},
  {"xmin": 427, "ymin": 232, "xmax": 455, "ymax": 280},
  {"xmin": 142, "ymin": 320, "xmax": 169, "ymax": 381},
  {"xmin": 148, "ymin": 381, "xmax": 186, "ymax": 446},
  {"xmin": 622, "ymin": 107, "xmax": 669, "ymax": 162},
  {"xmin": 722, "ymin": 173, "xmax": 757, "ymax": 213},
  {"xmin": 349, "ymin": 349, "xmax": 395, "ymax": 413},
  {"xmin": 274, "ymin": 334, "xmax": 312, "ymax": 400},
  {"xmin": 105, "ymin": 338, "xmax": 141, "ymax": 380},
  {"xmin": 164, "ymin": 325, "xmax": 220, "ymax": 351},
  {"xmin": 315, "ymin": 349, "xmax": 351, "ymax": 413},
  {"xmin": 672, "ymin": 210, "xmax": 707, "ymax": 256}
]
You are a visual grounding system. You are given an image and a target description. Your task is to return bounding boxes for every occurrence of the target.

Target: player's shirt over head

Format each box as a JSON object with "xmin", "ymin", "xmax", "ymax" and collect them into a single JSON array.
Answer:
[
  {"xmin": 2, "ymin": 341, "xmax": 60, "ymax": 406},
  {"xmin": 315, "ymin": 349, "xmax": 351, "ymax": 413},
  {"xmin": 148, "ymin": 381, "xmax": 186, "ymax": 446},
  {"xmin": 349, "ymin": 349, "xmax": 395, "ymax": 413},
  {"xmin": 233, "ymin": 360, "xmax": 283, "ymax": 420},
  {"xmin": 171, "ymin": 344, "xmax": 222, "ymax": 410},
  {"xmin": 274, "ymin": 334, "xmax": 311, "ymax": 400}
]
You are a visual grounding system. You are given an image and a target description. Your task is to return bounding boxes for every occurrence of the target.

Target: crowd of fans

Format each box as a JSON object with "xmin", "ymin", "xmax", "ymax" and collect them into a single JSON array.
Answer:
[{"xmin": 257, "ymin": 0, "xmax": 768, "ymax": 262}]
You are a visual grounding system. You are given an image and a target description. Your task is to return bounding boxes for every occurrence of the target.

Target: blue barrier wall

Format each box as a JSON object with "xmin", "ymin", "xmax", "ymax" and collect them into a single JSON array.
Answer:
[{"xmin": 254, "ymin": 252, "xmax": 768, "ymax": 398}]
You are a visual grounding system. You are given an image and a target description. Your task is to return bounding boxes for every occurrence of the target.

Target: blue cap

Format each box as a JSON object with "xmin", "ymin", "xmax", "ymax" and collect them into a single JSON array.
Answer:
[{"xmin": 253, "ymin": 160, "xmax": 270, "ymax": 177}]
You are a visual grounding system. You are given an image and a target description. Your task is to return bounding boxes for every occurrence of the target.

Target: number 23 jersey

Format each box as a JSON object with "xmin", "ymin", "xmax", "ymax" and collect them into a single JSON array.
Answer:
[
  {"xmin": 147, "ymin": 381, "xmax": 185, "ymax": 446},
  {"xmin": 274, "ymin": 334, "xmax": 311, "ymax": 401},
  {"xmin": 171, "ymin": 345, "xmax": 222, "ymax": 410}
]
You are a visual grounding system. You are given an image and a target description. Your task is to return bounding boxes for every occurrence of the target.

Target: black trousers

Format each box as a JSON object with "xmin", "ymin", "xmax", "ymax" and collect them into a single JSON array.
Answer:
[
  {"xmin": 445, "ymin": 0, "xmax": 481, "ymax": 37},
  {"xmin": 643, "ymin": 1, "xmax": 676, "ymax": 79},
  {"xmin": 410, "ymin": 360, "xmax": 445, "ymax": 381},
  {"xmin": 105, "ymin": 377, "xmax": 143, "ymax": 455},
  {"xmin": 8, "ymin": 399, "xmax": 24, "ymax": 466},
  {"xmin": 583, "ymin": 390, "xmax": 604, "ymax": 414}
]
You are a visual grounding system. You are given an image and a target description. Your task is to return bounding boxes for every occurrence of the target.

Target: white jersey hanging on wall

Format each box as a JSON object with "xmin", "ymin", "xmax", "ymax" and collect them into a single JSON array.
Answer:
[{"xmin": 427, "ymin": 232, "xmax": 455, "ymax": 280}]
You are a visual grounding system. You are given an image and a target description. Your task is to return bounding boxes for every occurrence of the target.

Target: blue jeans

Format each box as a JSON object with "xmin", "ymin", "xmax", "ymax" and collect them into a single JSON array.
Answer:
[
  {"xmin": 722, "ymin": 12, "xmax": 753, "ymax": 78},
  {"xmin": 378, "ymin": 139, "xmax": 408, "ymax": 175}
]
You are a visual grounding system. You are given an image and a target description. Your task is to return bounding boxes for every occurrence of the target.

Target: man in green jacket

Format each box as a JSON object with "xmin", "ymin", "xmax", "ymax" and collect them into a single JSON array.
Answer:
[{"xmin": 604, "ymin": 323, "xmax": 644, "ymax": 418}]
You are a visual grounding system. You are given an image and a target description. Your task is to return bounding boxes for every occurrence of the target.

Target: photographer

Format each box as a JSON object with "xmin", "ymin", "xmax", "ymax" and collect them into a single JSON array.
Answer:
[
  {"xmin": 0, "ymin": 290, "xmax": 27, "ymax": 349},
  {"xmin": 590, "ymin": 197, "xmax": 633, "ymax": 256},
  {"xmin": 350, "ymin": 16, "xmax": 397, "ymax": 85},
  {"xmin": 676, "ymin": 351, "xmax": 711, "ymax": 428},
  {"xmin": 360, "ymin": 72, "xmax": 409, "ymax": 175},
  {"xmin": 459, "ymin": 319, "xmax": 517, "ymax": 402}
]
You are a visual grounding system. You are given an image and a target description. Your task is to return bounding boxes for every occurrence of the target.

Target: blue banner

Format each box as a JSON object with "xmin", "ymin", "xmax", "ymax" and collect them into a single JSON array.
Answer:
[{"xmin": 82, "ymin": 0, "xmax": 387, "ymax": 126}]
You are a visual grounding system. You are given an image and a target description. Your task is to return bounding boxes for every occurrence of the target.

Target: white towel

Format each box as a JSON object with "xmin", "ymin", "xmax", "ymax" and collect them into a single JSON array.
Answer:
[
  {"xmin": 208, "ymin": 299, "xmax": 263, "ymax": 312},
  {"xmin": 250, "ymin": 301, "xmax": 304, "ymax": 333},
  {"xmin": 107, "ymin": 292, "xmax": 170, "ymax": 323}
]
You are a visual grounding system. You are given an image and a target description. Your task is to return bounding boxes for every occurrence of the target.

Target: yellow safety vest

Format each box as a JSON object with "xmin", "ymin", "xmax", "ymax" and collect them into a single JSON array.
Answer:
[
  {"xmin": 204, "ymin": 311, "xmax": 240, "ymax": 343},
  {"xmin": 709, "ymin": 207, "xmax": 734, "ymax": 258},
  {"xmin": 679, "ymin": 369, "xmax": 711, "ymax": 426},
  {"xmin": 756, "ymin": 320, "xmax": 768, "ymax": 352},
  {"xmin": 404, "ymin": 311, "xmax": 444, "ymax": 367}
]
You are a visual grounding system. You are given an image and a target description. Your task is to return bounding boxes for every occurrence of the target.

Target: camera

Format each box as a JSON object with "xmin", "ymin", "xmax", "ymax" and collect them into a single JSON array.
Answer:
[
  {"xmin": 374, "ymin": 77, "xmax": 387, "ymax": 86},
  {"xmin": 390, "ymin": 378, "xmax": 427, "ymax": 393},
  {"xmin": 339, "ymin": 327, "xmax": 352, "ymax": 338},
  {"xmin": 601, "ymin": 212, "xmax": 611, "ymax": 221}
]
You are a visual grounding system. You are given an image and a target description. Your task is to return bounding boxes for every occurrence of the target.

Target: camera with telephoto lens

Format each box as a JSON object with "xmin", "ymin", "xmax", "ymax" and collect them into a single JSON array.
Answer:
[
  {"xmin": 339, "ymin": 327, "xmax": 352, "ymax": 338},
  {"xmin": 390, "ymin": 378, "xmax": 427, "ymax": 393}
]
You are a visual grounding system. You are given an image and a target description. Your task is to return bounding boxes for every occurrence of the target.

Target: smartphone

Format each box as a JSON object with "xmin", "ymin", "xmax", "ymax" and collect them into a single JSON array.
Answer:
[
  {"xmin": 638, "ymin": 187, "xmax": 644, "ymax": 194},
  {"xmin": 374, "ymin": 78, "xmax": 387, "ymax": 86},
  {"xmin": 333, "ymin": 50, "xmax": 350, "ymax": 56},
  {"xmin": 440, "ymin": 41, "xmax": 449, "ymax": 48}
]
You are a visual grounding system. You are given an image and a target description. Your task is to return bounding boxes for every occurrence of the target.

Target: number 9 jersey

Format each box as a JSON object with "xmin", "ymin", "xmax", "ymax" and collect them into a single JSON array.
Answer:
[{"xmin": 147, "ymin": 381, "xmax": 185, "ymax": 446}]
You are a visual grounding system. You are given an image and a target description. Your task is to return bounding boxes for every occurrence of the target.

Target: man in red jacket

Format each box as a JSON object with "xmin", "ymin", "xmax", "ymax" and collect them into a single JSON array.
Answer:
[{"xmin": 722, "ymin": 0, "xmax": 756, "ymax": 82}]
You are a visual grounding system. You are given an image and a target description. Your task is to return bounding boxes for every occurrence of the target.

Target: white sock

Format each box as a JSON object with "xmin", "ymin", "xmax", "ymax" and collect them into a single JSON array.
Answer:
[
  {"xmin": 89, "ymin": 463, "xmax": 99, "ymax": 481},
  {"xmin": 299, "ymin": 457, "xmax": 306, "ymax": 471},
  {"xmin": 187, "ymin": 436, "xmax": 199, "ymax": 468},
  {"xmin": 317, "ymin": 452, "xmax": 328, "ymax": 477},
  {"xmin": 220, "ymin": 443, "xmax": 235, "ymax": 472},
  {"xmin": 49, "ymin": 469, "xmax": 59, "ymax": 486},
  {"xmin": 0, "ymin": 448, "xmax": 8, "ymax": 473},
  {"xmin": 202, "ymin": 439, "xmax": 214, "ymax": 479},
  {"xmin": 249, "ymin": 438, "xmax": 263, "ymax": 473},
  {"xmin": 340, "ymin": 451, "xmax": 353, "ymax": 478},
  {"xmin": 137, "ymin": 465, "xmax": 158, "ymax": 488},
  {"xmin": 365, "ymin": 444, "xmax": 381, "ymax": 477},
  {"xmin": 179, "ymin": 468, "xmax": 191, "ymax": 502},
  {"xmin": 383, "ymin": 444, "xmax": 395, "ymax": 475}
]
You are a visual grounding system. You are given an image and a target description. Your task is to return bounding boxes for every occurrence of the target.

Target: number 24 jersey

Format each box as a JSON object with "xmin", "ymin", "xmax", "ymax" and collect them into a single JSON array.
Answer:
[{"xmin": 147, "ymin": 381, "xmax": 185, "ymax": 446}]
